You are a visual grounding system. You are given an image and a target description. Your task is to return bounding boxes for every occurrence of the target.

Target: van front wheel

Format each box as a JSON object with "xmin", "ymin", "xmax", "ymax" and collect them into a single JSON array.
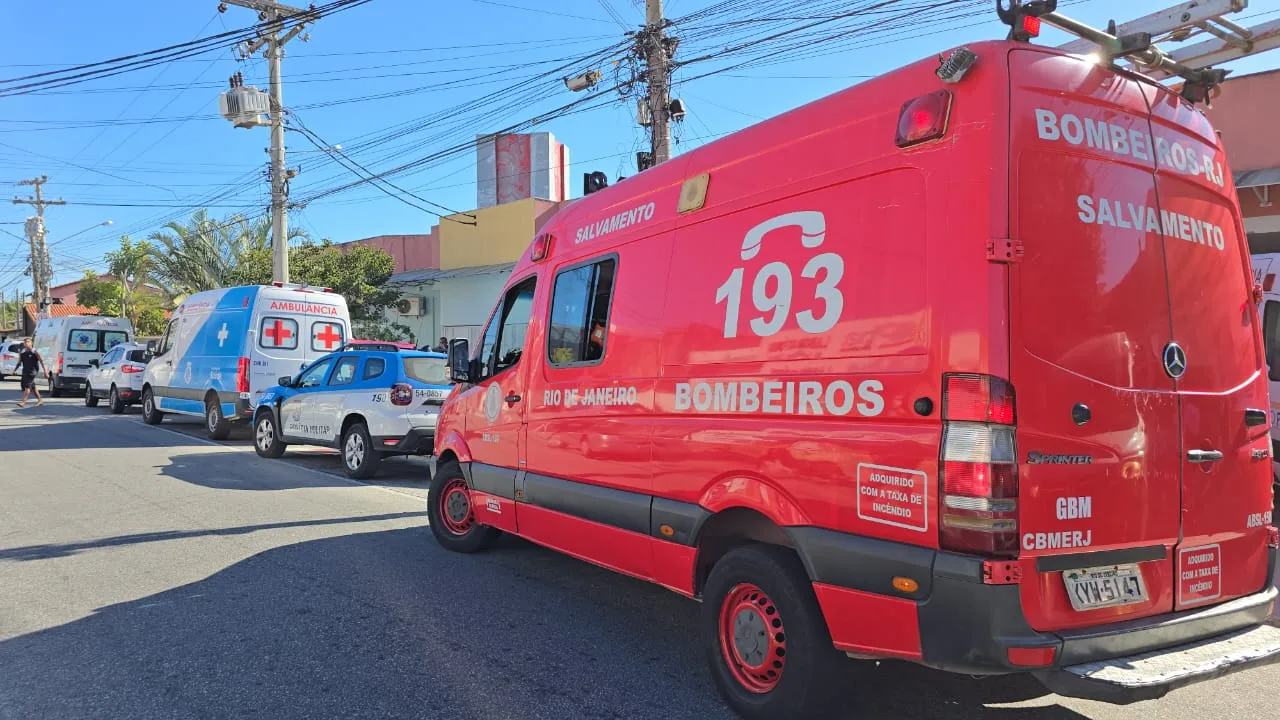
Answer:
[
  {"xmin": 703, "ymin": 544, "xmax": 845, "ymax": 720},
  {"xmin": 428, "ymin": 461, "xmax": 499, "ymax": 553},
  {"xmin": 141, "ymin": 388, "xmax": 164, "ymax": 425}
]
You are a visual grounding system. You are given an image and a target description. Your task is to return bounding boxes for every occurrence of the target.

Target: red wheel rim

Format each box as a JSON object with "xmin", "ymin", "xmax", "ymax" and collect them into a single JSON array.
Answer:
[
  {"xmin": 718, "ymin": 583, "xmax": 787, "ymax": 693},
  {"xmin": 438, "ymin": 478, "xmax": 474, "ymax": 535}
]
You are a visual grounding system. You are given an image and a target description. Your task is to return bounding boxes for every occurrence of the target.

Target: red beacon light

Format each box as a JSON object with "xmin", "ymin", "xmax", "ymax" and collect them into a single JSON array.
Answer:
[
  {"xmin": 895, "ymin": 89, "xmax": 953, "ymax": 148},
  {"xmin": 531, "ymin": 233, "xmax": 554, "ymax": 262},
  {"xmin": 1021, "ymin": 14, "xmax": 1041, "ymax": 38}
]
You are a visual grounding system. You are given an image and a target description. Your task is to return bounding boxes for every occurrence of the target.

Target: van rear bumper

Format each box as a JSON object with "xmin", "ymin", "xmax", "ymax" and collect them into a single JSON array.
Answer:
[{"xmin": 789, "ymin": 527, "xmax": 1278, "ymax": 701}]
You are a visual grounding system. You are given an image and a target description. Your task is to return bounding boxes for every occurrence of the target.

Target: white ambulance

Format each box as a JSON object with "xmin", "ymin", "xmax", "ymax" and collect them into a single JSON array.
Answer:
[
  {"xmin": 32, "ymin": 315, "xmax": 134, "ymax": 397},
  {"xmin": 140, "ymin": 283, "xmax": 351, "ymax": 439}
]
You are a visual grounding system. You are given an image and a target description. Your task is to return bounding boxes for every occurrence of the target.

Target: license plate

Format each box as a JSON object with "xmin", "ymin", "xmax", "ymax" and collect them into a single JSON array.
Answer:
[{"xmin": 1063, "ymin": 564, "xmax": 1148, "ymax": 611}]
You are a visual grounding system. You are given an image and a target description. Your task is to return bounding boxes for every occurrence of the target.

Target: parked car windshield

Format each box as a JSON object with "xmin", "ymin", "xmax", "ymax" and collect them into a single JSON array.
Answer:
[{"xmin": 402, "ymin": 357, "xmax": 450, "ymax": 385}]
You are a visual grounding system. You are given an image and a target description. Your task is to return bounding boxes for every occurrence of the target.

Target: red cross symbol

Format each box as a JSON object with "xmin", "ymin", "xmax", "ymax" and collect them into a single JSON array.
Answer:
[
  {"xmin": 314, "ymin": 323, "xmax": 342, "ymax": 350},
  {"xmin": 264, "ymin": 320, "xmax": 294, "ymax": 346}
]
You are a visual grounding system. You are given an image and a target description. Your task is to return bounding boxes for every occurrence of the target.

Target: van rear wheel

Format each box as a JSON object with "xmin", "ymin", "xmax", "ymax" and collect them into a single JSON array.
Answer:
[
  {"xmin": 141, "ymin": 388, "xmax": 164, "ymax": 424},
  {"xmin": 428, "ymin": 461, "xmax": 500, "ymax": 553},
  {"xmin": 48, "ymin": 374, "xmax": 63, "ymax": 398},
  {"xmin": 702, "ymin": 544, "xmax": 845, "ymax": 720},
  {"xmin": 205, "ymin": 398, "xmax": 231, "ymax": 440}
]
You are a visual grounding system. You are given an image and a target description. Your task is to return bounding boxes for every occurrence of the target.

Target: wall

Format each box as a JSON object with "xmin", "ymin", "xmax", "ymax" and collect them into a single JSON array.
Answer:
[
  {"xmin": 476, "ymin": 132, "xmax": 570, "ymax": 209},
  {"xmin": 378, "ymin": 269, "xmax": 512, "ymax": 347},
  {"xmin": 337, "ymin": 231, "xmax": 439, "ymax": 274},
  {"xmin": 439, "ymin": 197, "xmax": 568, "ymax": 269},
  {"xmin": 1203, "ymin": 69, "xmax": 1280, "ymax": 174}
]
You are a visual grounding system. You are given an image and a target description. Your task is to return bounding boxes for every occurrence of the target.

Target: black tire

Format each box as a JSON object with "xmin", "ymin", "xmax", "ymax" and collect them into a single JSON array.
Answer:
[
  {"xmin": 108, "ymin": 386, "xmax": 125, "ymax": 414},
  {"xmin": 205, "ymin": 397, "xmax": 232, "ymax": 440},
  {"xmin": 427, "ymin": 460, "xmax": 500, "ymax": 553},
  {"xmin": 84, "ymin": 383, "xmax": 99, "ymax": 407},
  {"xmin": 702, "ymin": 544, "xmax": 845, "ymax": 720},
  {"xmin": 341, "ymin": 422, "xmax": 380, "ymax": 479},
  {"xmin": 141, "ymin": 387, "xmax": 164, "ymax": 425},
  {"xmin": 48, "ymin": 374, "xmax": 63, "ymax": 398},
  {"xmin": 254, "ymin": 410, "xmax": 287, "ymax": 459}
]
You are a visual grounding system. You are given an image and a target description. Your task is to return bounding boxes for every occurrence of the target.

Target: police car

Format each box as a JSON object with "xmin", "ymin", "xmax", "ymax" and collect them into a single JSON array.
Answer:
[{"xmin": 251, "ymin": 345, "xmax": 452, "ymax": 478}]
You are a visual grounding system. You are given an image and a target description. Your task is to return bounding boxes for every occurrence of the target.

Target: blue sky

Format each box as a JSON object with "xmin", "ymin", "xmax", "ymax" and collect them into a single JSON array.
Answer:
[{"xmin": 1, "ymin": 0, "xmax": 1278, "ymax": 292}]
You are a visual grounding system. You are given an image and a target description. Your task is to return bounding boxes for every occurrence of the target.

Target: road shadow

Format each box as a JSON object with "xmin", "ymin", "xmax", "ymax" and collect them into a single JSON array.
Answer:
[
  {"xmin": 0, "ymin": 416, "xmax": 199, "ymax": 452},
  {"xmin": 0, "ymin": 528, "xmax": 1090, "ymax": 720},
  {"xmin": 158, "ymin": 450, "xmax": 365, "ymax": 491},
  {"xmin": 0, "ymin": 512, "xmax": 425, "ymax": 562}
]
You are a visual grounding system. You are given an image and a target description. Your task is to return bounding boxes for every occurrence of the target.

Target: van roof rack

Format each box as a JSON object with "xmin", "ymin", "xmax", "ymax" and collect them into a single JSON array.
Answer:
[{"xmin": 997, "ymin": 0, "xmax": 1280, "ymax": 104}]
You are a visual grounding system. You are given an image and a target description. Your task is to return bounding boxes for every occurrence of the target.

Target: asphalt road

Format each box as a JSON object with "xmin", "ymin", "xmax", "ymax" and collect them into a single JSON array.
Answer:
[{"xmin": 1, "ymin": 387, "xmax": 1277, "ymax": 720}]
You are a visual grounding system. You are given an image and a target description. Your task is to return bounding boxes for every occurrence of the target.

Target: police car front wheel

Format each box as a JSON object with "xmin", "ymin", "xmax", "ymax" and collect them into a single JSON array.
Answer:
[{"xmin": 254, "ymin": 412, "xmax": 286, "ymax": 459}]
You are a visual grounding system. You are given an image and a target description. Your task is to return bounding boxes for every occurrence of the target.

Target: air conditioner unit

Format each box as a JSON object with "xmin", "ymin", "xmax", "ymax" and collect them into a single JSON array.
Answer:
[{"xmin": 397, "ymin": 296, "xmax": 428, "ymax": 317}]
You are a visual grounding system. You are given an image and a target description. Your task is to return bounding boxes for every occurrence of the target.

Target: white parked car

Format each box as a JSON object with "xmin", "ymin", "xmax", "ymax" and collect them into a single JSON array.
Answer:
[
  {"xmin": 84, "ymin": 342, "xmax": 152, "ymax": 413},
  {"xmin": 0, "ymin": 340, "xmax": 27, "ymax": 380}
]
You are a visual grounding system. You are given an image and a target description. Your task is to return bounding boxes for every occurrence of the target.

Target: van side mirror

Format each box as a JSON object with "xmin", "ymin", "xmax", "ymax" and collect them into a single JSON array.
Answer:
[{"xmin": 448, "ymin": 338, "xmax": 471, "ymax": 383}]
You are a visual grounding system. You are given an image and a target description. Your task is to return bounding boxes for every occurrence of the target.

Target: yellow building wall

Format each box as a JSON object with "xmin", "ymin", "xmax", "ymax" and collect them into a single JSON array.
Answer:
[{"xmin": 439, "ymin": 197, "xmax": 539, "ymax": 269}]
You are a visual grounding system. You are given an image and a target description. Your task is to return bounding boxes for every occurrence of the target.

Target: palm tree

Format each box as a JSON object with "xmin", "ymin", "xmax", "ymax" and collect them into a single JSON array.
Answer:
[{"xmin": 145, "ymin": 210, "xmax": 307, "ymax": 298}]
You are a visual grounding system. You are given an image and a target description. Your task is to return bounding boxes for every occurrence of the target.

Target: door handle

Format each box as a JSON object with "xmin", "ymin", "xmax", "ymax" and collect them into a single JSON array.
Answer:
[
  {"xmin": 1186, "ymin": 449, "xmax": 1224, "ymax": 463},
  {"xmin": 505, "ymin": 393, "xmax": 521, "ymax": 405}
]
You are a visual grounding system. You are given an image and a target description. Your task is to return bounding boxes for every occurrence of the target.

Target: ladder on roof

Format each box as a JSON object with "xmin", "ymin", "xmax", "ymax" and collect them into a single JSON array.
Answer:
[{"xmin": 998, "ymin": 0, "xmax": 1280, "ymax": 103}]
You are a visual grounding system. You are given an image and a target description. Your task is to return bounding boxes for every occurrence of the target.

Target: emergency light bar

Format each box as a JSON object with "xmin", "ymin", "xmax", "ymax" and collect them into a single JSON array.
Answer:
[{"xmin": 996, "ymin": 0, "xmax": 1230, "ymax": 104}]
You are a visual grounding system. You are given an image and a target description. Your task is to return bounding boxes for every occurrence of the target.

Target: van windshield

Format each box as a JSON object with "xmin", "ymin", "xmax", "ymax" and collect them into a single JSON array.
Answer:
[{"xmin": 403, "ymin": 357, "xmax": 450, "ymax": 385}]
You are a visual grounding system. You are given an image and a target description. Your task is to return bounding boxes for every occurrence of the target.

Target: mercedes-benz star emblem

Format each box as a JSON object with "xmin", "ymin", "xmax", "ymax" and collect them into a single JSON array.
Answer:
[{"xmin": 1163, "ymin": 342, "xmax": 1187, "ymax": 379}]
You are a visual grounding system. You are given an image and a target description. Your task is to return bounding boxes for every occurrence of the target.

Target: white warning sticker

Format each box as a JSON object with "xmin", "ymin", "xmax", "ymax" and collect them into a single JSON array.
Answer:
[{"xmin": 856, "ymin": 463, "xmax": 928, "ymax": 532}]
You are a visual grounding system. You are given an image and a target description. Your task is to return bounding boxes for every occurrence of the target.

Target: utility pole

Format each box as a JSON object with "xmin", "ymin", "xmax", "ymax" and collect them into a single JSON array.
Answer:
[
  {"xmin": 644, "ymin": 0, "xmax": 672, "ymax": 165},
  {"xmin": 12, "ymin": 176, "xmax": 65, "ymax": 313},
  {"xmin": 219, "ymin": 0, "xmax": 313, "ymax": 284}
]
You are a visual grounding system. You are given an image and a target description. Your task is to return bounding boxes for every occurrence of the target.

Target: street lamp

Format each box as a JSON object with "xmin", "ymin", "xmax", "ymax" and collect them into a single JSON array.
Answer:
[{"xmin": 53, "ymin": 220, "xmax": 113, "ymax": 247}]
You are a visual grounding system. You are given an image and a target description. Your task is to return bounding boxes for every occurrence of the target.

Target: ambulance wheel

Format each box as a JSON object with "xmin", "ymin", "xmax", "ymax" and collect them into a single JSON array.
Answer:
[
  {"xmin": 48, "ymin": 374, "xmax": 63, "ymax": 398},
  {"xmin": 141, "ymin": 388, "xmax": 164, "ymax": 425},
  {"xmin": 703, "ymin": 544, "xmax": 844, "ymax": 720},
  {"xmin": 84, "ymin": 383, "xmax": 99, "ymax": 407},
  {"xmin": 341, "ymin": 422, "xmax": 381, "ymax": 479},
  {"xmin": 254, "ymin": 411, "xmax": 286, "ymax": 459},
  {"xmin": 428, "ymin": 460, "xmax": 500, "ymax": 553},
  {"xmin": 205, "ymin": 398, "xmax": 231, "ymax": 440},
  {"xmin": 109, "ymin": 386, "xmax": 125, "ymax": 414}
]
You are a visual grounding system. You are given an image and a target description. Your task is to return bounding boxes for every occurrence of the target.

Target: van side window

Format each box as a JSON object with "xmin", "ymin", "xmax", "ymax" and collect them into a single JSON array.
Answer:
[
  {"xmin": 548, "ymin": 257, "xmax": 617, "ymax": 366},
  {"xmin": 363, "ymin": 357, "xmax": 386, "ymax": 380},
  {"xmin": 1265, "ymin": 301, "xmax": 1280, "ymax": 381},
  {"xmin": 260, "ymin": 317, "xmax": 299, "ymax": 350},
  {"xmin": 478, "ymin": 276, "xmax": 537, "ymax": 380},
  {"xmin": 330, "ymin": 356, "xmax": 359, "ymax": 386}
]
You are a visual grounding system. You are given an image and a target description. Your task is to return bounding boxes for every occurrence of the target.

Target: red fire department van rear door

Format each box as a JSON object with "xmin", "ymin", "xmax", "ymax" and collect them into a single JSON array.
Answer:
[
  {"xmin": 1145, "ymin": 89, "xmax": 1273, "ymax": 612},
  {"xmin": 1008, "ymin": 48, "xmax": 1181, "ymax": 631}
]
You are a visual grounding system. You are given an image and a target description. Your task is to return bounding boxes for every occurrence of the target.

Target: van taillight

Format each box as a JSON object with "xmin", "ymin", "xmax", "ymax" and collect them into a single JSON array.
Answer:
[
  {"xmin": 55, "ymin": 352, "xmax": 64, "ymax": 372},
  {"xmin": 895, "ymin": 89, "xmax": 952, "ymax": 148},
  {"xmin": 237, "ymin": 357, "xmax": 250, "ymax": 394},
  {"xmin": 391, "ymin": 383, "xmax": 413, "ymax": 406},
  {"xmin": 1265, "ymin": 274, "xmax": 1276, "ymax": 292},
  {"xmin": 940, "ymin": 374, "xmax": 1019, "ymax": 557}
]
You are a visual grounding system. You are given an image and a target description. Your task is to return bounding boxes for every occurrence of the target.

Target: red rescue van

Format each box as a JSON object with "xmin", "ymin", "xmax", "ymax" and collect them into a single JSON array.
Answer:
[{"xmin": 428, "ymin": 11, "xmax": 1280, "ymax": 719}]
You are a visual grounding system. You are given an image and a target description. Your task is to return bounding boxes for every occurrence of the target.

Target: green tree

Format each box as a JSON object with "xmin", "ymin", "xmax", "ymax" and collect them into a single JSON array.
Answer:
[
  {"xmin": 230, "ymin": 240, "xmax": 401, "ymax": 321},
  {"xmin": 352, "ymin": 318, "xmax": 417, "ymax": 344},
  {"xmin": 75, "ymin": 272, "xmax": 124, "ymax": 316},
  {"xmin": 130, "ymin": 293, "xmax": 169, "ymax": 336},
  {"xmin": 104, "ymin": 235, "xmax": 156, "ymax": 323}
]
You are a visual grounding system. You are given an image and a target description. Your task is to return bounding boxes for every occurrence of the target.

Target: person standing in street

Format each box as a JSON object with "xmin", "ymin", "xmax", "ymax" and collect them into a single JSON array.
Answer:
[{"xmin": 16, "ymin": 338, "xmax": 46, "ymax": 407}]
